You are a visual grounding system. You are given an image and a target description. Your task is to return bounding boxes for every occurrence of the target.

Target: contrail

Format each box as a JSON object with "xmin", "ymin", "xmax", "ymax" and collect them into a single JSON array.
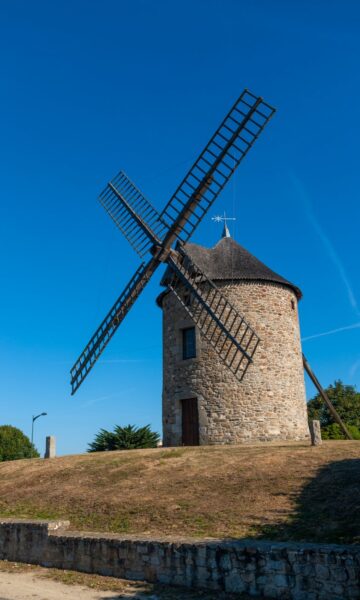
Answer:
[
  {"xmin": 80, "ymin": 390, "xmax": 135, "ymax": 408},
  {"xmin": 350, "ymin": 358, "xmax": 360, "ymax": 378},
  {"xmin": 302, "ymin": 322, "xmax": 360, "ymax": 342},
  {"xmin": 98, "ymin": 358, "xmax": 142, "ymax": 364},
  {"xmin": 290, "ymin": 174, "xmax": 359, "ymax": 316}
]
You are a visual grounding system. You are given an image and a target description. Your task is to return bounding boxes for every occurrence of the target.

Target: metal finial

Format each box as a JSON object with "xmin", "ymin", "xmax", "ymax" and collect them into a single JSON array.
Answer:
[{"xmin": 211, "ymin": 213, "xmax": 236, "ymax": 238}]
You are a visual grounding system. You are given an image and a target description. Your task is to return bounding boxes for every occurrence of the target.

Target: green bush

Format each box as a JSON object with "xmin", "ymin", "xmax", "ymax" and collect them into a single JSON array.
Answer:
[
  {"xmin": 347, "ymin": 425, "xmax": 360, "ymax": 440},
  {"xmin": 0, "ymin": 425, "xmax": 39, "ymax": 461},
  {"xmin": 307, "ymin": 380, "xmax": 360, "ymax": 440},
  {"xmin": 321, "ymin": 423, "xmax": 360, "ymax": 440},
  {"xmin": 88, "ymin": 424, "xmax": 160, "ymax": 452}
]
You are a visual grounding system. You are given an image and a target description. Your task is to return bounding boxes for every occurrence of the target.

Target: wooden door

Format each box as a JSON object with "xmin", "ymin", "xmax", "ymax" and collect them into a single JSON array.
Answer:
[{"xmin": 181, "ymin": 398, "xmax": 199, "ymax": 446}]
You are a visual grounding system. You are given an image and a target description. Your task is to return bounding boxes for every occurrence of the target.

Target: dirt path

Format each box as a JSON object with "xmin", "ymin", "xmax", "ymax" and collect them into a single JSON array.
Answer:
[
  {"xmin": 0, "ymin": 570, "xmax": 129, "ymax": 599},
  {"xmin": 0, "ymin": 562, "xmax": 253, "ymax": 599}
]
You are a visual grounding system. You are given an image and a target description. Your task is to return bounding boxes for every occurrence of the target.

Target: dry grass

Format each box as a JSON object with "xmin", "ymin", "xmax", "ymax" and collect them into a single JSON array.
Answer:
[{"xmin": 0, "ymin": 441, "xmax": 359, "ymax": 544}]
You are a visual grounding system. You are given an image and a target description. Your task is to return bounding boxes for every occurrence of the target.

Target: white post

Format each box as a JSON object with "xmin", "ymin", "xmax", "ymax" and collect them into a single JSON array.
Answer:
[{"xmin": 44, "ymin": 436, "xmax": 56, "ymax": 458}]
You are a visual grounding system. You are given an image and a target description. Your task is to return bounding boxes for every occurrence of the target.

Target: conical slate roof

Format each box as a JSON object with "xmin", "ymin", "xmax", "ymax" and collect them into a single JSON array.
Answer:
[
  {"xmin": 183, "ymin": 237, "xmax": 302, "ymax": 299},
  {"xmin": 157, "ymin": 236, "xmax": 301, "ymax": 306}
]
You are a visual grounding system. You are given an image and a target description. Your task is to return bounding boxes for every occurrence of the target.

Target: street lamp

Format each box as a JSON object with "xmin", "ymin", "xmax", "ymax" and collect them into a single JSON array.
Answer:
[{"xmin": 31, "ymin": 412, "xmax": 47, "ymax": 446}]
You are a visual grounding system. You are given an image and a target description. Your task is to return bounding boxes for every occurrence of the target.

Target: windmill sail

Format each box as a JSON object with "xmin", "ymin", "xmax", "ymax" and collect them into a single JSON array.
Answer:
[
  {"xmin": 166, "ymin": 247, "xmax": 260, "ymax": 380},
  {"xmin": 71, "ymin": 89, "xmax": 275, "ymax": 394},
  {"xmin": 70, "ymin": 259, "xmax": 158, "ymax": 394},
  {"xmin": 99, "ymin": 171, "xmax": 168, "ymax": 259},
  {"xmin": 161, "ymin": 90, "xmax": 275, "ymax": 246}
]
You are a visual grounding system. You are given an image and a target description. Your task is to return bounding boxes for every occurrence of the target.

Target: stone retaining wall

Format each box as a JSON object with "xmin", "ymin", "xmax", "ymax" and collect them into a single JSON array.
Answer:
[{"xmin": 0, "ymin": 520, "xmax": 359, "ymax": 599}]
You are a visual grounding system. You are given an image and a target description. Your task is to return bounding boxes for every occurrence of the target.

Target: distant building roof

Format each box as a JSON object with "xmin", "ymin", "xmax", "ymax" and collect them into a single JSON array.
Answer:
[{"xmin": 157, "ymin": 236, "xmax": 302, "ymax": 307}]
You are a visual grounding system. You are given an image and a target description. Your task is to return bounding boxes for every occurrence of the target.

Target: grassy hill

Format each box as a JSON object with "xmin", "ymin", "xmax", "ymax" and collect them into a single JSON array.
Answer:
[{"xmin": 0, "ymin": 441, "xmax": 359, "ymax": 544}]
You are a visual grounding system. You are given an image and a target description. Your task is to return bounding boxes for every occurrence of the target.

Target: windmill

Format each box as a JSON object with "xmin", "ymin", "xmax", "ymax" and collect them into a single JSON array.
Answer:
[{"xmin": 70, "ymin": 89, "xmax": 275, "ymax": 394}]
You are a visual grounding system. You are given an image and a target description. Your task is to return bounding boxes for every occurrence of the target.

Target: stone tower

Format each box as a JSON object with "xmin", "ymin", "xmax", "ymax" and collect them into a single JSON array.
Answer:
[{"xmin": 157, "ymin": 230, "xmax": 310, "ymax": 446}]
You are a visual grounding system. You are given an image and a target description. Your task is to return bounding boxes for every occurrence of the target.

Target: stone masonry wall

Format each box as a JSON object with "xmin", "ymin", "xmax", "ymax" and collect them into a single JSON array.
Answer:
[
  {"xmin": 0, "ymin": 520, "xmax": 359, "ymax": 599},
  {"xmin": 162, "ymin": 280, "xmax": 309, "ymax": 446}
]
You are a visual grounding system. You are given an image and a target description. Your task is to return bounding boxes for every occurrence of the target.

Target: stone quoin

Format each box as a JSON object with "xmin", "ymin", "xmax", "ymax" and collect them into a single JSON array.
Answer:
[{"xmin": 157, "ymin": 231, "xmax": 310, "ymax": 446}]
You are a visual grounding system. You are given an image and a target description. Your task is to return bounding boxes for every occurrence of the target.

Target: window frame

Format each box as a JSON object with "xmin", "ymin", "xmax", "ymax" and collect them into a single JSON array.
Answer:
[{"xmin": 182, "ymin": 326, "xmax": 196, "ymax": 360}]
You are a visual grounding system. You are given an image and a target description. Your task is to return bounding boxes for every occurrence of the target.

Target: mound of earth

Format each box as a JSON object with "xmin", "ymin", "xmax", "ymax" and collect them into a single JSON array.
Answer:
[{"xmin": 0, "ymin": 441, "xmax": 359, "ymax": 544}]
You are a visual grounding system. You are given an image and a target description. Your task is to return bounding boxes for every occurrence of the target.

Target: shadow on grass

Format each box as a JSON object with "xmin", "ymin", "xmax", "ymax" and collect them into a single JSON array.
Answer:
[
  {"xmin": 257, "ymin": 458, "xmax": 360, "ymax": 544},
  {"xmin": 98, "ymin": 593, "xmax": 254, "ymax": 600}
]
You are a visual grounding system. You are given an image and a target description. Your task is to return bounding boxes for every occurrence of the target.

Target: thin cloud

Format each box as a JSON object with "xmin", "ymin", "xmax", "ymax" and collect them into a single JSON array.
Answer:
[
  {"xmin": 52, "ymin": 358, "xmax": 143, "ymax": 366},
  {"xmin": 80, "ymin": 391, "xmax": 134, "ymax": 409},
  {"xmin": 302, "ymin": 322, "xmax": 360, "ymax": 342},
  {"xmin": 349, "ymin": 358, "xmax": 360, "ymax": 378},
  {"xmin": 98, "ymin": 359, "xmax": 143, "ymax": 364},
  {"xmin": 290, "ymin": 174, "xmax": 359, "ymax": 316}
]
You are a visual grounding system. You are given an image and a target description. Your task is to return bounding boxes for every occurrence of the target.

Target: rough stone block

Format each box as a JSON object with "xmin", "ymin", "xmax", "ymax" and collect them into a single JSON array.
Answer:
[
  {"xmin": 309, "ymin": 420, "xmax": 322, "ymax": 446},
  {"xmin": 44, "ymin": 436, "xmax": 56, "ymax": 458}
]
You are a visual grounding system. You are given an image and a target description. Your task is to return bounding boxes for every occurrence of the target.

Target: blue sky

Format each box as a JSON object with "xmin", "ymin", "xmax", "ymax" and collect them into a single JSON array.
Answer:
[{"xmin": 0, "ymin": 0, "xmax": 359, "ymax": 455}]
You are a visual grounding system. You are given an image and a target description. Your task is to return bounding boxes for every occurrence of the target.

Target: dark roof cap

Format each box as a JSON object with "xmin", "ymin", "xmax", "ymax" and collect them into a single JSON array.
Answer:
[
  {"xmin": 157, "ymin": 236, "xmax": 302, "ymax": 307},
  {"xmin": 182, "ymin": 237, "xmax": 301, "ymax": 298}
]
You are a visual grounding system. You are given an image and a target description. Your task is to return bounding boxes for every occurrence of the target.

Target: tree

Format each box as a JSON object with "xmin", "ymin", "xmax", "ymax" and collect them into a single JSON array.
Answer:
[
  {"xmin": 0, "ymin": 425, "xmax": 39, "ymax": 461},
  {"xmin": 88, "ymin": 424, "xmax": 160, "ymax": 452},
  {"xmin": 307, "ymin": 380, "xmax": 360, "ymax": 439}
]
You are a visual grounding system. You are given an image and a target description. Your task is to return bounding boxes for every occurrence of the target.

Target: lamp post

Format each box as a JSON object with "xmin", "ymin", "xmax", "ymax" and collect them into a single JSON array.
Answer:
[{"xmin": 31, "ymin": 412, "xmax": 47, "ymax": 446}]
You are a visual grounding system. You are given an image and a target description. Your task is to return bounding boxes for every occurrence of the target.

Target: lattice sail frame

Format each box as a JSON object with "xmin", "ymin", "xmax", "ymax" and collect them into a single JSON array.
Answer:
[
  {"xmin": 166, "ymin": 247, "xmax": 260, "ymax": 381},
  {"xmin": 70, "ymin": 259, "xmax": 156, "ymax": 394},
  {"xmin": 160, "ymin": 90, "xmax": 275, "ymax": 244},
  {"xmin": 71, "ymin": 89, "xmax": 275, "ymax": 394},
  {"xmin": 99, "ymin": 171, "xmax": 168, "ymax": 259}
]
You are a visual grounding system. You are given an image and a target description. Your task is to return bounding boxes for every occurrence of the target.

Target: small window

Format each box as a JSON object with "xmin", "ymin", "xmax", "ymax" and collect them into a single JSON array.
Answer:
[
  {"xmin": 291, "ymin": 300, "xmax": 295, "ymax": 310},
  {"xmin": 183, "ymin": 291, "xmax": 192, "ymax": 307},
  {"xmin": 182, "ymin": 327, "xmax": 196, "ymax": 360}
]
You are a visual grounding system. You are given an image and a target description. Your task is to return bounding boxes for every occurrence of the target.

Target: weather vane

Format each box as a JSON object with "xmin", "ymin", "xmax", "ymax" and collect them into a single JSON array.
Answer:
[{"xmin": 211, "ymin": 213, "xmax": 236, "ymax": 237}]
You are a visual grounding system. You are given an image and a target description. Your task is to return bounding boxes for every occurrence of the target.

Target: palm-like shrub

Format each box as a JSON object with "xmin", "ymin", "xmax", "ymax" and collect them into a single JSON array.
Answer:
[
  {"xmin": 88, "ymin": 424, "xmax": 160, "ymax": 452},
  {"xmin": 87, "ymin": 428, "xmax": 117, "ymax": 451},
  {"xmin": 0, "ymin": 425, "xmax": 39, "ymax": 461}
]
